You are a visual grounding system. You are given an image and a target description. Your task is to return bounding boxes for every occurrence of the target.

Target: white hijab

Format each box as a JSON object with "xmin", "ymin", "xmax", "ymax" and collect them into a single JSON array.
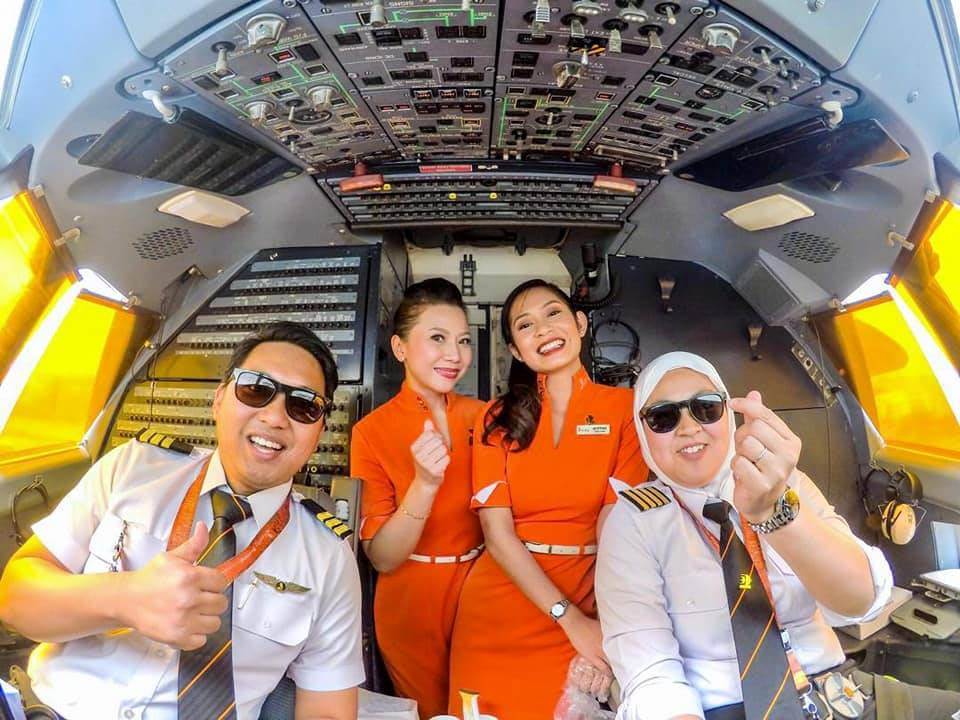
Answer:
[{"xmin": 633, "ymin": 351, "xmax": 737, "ymax": 502}]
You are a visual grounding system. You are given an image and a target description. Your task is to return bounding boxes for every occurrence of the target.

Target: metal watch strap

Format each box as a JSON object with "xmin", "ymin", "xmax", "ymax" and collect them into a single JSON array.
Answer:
[{"xmin": 749, "ymin": 488, "xmax": 798, "ymax": 535}]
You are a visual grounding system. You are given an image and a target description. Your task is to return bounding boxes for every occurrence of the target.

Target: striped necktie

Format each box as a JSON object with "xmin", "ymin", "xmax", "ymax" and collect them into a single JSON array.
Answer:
[
  {"xmin": 702, "ymin": 500, "xmax": 804, "ymax": 720},
  {"xmin": 177, "ymin": 488, "xmax": 252, "ymax": 720}
]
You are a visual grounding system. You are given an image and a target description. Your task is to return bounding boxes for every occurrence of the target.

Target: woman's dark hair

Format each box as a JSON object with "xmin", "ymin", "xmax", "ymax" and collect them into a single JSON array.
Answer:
[
  {"xmin": 482, "ymin": 279, "xmax": 578, "ymax": 451},
  {"xmin": 225, "ymin": 321, "xmax": 338, "ymax": 399},
  {"xmin": 392, "ymin": 277, "xmax": 467, "ymax": 339}
]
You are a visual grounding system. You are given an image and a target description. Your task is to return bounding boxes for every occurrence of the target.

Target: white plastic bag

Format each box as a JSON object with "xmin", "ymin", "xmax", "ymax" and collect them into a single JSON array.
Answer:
[{"xmin": 553, "ymin": 657, "xmax": 616, "ymax": 720}]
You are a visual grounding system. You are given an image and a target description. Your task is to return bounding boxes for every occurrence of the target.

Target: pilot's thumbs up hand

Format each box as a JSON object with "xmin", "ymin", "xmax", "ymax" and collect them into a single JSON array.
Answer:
[
  {"xmin": 411, "ymin": 418, "xmax": 450, "ymax": 487},
  {"xmin": 124, "ymin": 522, "xmax": 230, "ymax": 651},
  {"xmin": 729, "ymin": 391, "xmax": 802, "ymax": 524}
]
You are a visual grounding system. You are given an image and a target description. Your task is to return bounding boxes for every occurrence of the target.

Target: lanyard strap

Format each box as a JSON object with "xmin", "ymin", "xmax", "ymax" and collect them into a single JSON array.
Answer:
[
  {"xmin": 167, "ymin": 458, "xmax": 291, "ymax": 583},
  {"xmin": 672, "ymin": 492, "xmax": 812, "ymax": 696}
]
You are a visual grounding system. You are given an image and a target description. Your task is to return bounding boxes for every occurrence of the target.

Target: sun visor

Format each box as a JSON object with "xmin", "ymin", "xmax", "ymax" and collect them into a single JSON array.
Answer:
[
  {"xmin": 674, "ymin": 117, "xmax": 908, "ymax": 192},
  {"xmin": 78, "ymin": 109, "xmax": 301, "ymax": 196}
]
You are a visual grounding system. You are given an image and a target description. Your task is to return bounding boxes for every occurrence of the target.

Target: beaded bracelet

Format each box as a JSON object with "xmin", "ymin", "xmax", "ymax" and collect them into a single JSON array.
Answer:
[{"xmin": 398, "ymin": 504, "xmax": 429, "ymax": 520}]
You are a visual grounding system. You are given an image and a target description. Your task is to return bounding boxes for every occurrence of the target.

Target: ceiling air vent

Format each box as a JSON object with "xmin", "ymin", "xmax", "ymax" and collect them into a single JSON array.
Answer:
[
  {"xmin": 133, "ymin": 227, "xmax": 194, "ymax": 260},
  {"xmin": 778, "ymin": 231, "xmax": 839, "ymax": 264}
]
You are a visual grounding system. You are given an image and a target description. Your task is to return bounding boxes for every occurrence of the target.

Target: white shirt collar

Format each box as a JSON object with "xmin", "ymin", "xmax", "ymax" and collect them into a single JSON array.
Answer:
[{"xmin": 201, "ymin": 449, "xmax": 293, "ymax": 529}]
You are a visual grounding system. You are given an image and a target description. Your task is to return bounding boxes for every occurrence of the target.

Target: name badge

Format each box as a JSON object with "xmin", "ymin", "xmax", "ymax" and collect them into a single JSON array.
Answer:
[{"xmin": 576, "ymin": 423, "xmax": 610, "ymax": 436}]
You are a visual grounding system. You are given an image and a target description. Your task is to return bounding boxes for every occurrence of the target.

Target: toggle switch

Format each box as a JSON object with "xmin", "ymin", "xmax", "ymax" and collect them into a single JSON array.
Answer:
[
  {"xmin": 246, "ymin": 14, "xmax": 287, "ymax": 49},
  {"xmin": 643, "ymin": 25, "xmax": 663, "ymax": 49},
  {"xmin": 461, "ymin": 0, "xmax": 471, "ymax": 10},
  {"xmin": 570, "ymin": 17, "xmax": 586, "ymax": 38},
  {"xmin": 553, "ymin": 60, "xmax": 582, "ymax": 88},
  {"xmin": 212, "ymin": 41, "xmax": 235, "ymax": 76},
  {"xmin": 755, "ymin": 46, "xmax": 773, "ymax": 66},
  {"xmin": 701, "ymin": 23, "xmax": 740, "ymax": 53},
  {"xmin": 656, "ymin": 2, "xmax": 678, "ymax": 25},
  {"xmin": 608, "ymin": 28, "xmax": 622, "ymax": 53}
]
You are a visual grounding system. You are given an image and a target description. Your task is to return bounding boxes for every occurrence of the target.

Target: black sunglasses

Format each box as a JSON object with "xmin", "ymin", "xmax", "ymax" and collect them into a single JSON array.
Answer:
[
  {"xmin": 231, "ymin": 368, "xmax": 331, "ymax": 425},
  {"xmin": 639, "ymin": 392, "xmax": 727, "ymax": 434}
]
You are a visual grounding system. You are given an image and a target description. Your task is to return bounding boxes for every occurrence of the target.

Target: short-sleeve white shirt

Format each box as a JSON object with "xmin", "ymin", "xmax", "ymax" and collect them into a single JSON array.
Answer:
[
  {"xmin": 28, "ymin": 440, "xmax": 364, "ymax": 720},
  {"xmin": 597, "ymin": 472, "xmax": 893, "ymax": 720}
]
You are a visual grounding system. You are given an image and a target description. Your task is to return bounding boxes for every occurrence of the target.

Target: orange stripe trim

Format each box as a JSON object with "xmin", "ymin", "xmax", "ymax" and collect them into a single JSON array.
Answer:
[
  {"xmin": 761, "ymin": 666, "xmax": 792, "ymax": 720},
  {"xmin": 196, "ymin": 527, "xmax": 235, "ymax": 566},
  {"xmin": 720, "ymin": 530, "xmax": 736, "ymax": 560},
  {"xmin": 739, "ymin": 610, "xmax": 776, "ymax": 681},
  {"xmin": 729, "ymin": 564, "xmax": 755, "ymax": 618},
  {"xmin": 216, "ymin": 701, "xmax": 236, "ymax": 720},
  {"xmin": 229, "ymin": 494, "xmax": 249, "ymax": 520},
  {"xmin": 177, "ymin": 640, "xmax": 232, "ymax": 699}
]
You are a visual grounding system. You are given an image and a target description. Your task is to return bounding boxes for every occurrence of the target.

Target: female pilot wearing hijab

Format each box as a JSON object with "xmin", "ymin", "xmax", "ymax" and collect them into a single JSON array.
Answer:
[{"xmin": 596, "ymin": 352, "xmax": 960, "ymax": 720}]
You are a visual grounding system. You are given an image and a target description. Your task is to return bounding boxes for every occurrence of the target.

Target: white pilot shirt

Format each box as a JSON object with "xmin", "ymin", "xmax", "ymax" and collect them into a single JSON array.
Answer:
[
  {"xmin": 28, "ymin": 440, "xmax": 364, "ymax": 720},
  {"xmin": 596, "ymin": 471, "xmax": 893, "ymax": 720}
]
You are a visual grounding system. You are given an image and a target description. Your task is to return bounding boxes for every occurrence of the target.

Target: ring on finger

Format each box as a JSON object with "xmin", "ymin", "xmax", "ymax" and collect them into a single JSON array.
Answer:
[{"xmin": 752, "ymin": 446, "xmax": 769, "ymax": 464}]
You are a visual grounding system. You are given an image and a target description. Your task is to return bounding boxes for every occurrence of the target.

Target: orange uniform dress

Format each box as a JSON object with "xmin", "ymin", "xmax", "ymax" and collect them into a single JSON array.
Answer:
[
  {"xmin": 351, "ymin": 382, "xmax": 485, "ymax": 718},
  {"xmin": 448, "ymin": 368, "xmax": 648, "ymax": 719}
]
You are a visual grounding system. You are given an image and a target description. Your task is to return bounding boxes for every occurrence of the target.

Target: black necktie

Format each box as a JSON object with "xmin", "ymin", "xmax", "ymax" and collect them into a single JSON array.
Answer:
[
  {"xmin": 177, "ymin": 488, "xmax": 252, "ymax": 720},
  {"xmin": 702, "ymin": 500, "xmax": 804, "ymax": 720}
]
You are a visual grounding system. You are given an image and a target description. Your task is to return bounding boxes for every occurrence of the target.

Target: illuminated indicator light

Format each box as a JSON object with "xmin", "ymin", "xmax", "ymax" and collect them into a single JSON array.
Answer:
[
  {"xmin": 382, "ymin": 183, "xmax": 392, "ymax": 190},
  {"xmin": 270, "ymin": 49, "xmax": 297, "ymax": 64},
  {"xmin": 488, "ymin": 192, "xmax": 498, "ymax": 199},
  {"xmin": 448, "ymin": 192, "xmax": 458, "ymax": 200}
]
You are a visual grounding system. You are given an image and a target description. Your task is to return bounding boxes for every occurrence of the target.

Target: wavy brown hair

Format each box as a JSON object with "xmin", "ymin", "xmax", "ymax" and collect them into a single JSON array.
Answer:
[{"xmin": 482, "ymin": 279, "xmax": 577, "ymax": 451}]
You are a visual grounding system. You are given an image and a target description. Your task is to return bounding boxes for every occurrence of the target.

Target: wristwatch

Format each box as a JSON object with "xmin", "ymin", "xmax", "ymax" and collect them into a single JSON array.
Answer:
[
  {"xmin": 549, "ymin": 599, "xmax": 571, "ymax": 622},
  {"xmin": 748, "ymin": 487, "xmax": 800, "ymax": 534}
]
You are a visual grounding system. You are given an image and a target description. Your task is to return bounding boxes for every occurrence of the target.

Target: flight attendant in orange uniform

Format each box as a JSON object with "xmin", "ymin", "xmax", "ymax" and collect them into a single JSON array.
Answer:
[
  {"xmin": 350, "ymin": 278, "xmax": 484, "ymax": 719},
  {"xmin": 448, "ymin": 279, "xmax": 648, "ymax": 720}
]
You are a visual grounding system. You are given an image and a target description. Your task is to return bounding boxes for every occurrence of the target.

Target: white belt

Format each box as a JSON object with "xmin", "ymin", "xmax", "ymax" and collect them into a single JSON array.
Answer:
[
  {"xmin": 523, "ymin": 541, "xmax": 598, "ymax": 556},
  {"xmin": 408, "ymin": 544, "xmax": 484, "ymax": 564}
]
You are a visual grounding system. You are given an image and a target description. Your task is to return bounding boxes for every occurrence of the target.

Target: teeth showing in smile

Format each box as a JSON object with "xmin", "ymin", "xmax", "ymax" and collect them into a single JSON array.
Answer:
[
  {"xmin": 250, "ymin": 435, "xmax": 282, "ymax": 451},
  {"xmin": 538, "ymin": 339, "xmax": 564, "ymax": 354},
  {"xmin": 679, "ymin": 444, "xmax": 705, "ymax": 455}
]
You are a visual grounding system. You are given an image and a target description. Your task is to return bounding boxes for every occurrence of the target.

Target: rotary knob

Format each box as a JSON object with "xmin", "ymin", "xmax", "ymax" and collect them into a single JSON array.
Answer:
[
  {"xmin": 245, "ymin": 14, "xmax": 287, "ymax": 49},
  {"xmin": 244, "ymin": 100, "xmax": 274, "ymax": 126},
  {"xmin": 308, "ymin": 85, "xmax": 336, "ymax": 111},
  {"xmin": 701, "ymin": 23, "xmax": 740, "ymax": 53}
]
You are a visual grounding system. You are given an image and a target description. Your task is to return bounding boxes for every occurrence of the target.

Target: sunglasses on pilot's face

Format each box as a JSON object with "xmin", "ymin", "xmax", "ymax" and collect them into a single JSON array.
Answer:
[
  {"xmin": 639, "ymin": 392, "xmax": 727, "ymax": 434},
  {"xmin": 230, "ymin": 368, "xmax": 331, "ymax": 425}
]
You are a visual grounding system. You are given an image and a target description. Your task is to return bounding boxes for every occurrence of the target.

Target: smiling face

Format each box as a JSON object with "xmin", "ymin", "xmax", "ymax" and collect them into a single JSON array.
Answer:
[
  {"xmin": 507, "ymin": 285, "xmax": 587, "ymax": 375},
  {"xmin": 392, "ymin": 303, "xmax": 472, "ymax": 397},
  {"xmin": 641, "ymin": 368, "xmax": 731, "ymax": 489},
  {"xmin": 213, "ymin": 341, "xmax": 327, "ymax": 495}
]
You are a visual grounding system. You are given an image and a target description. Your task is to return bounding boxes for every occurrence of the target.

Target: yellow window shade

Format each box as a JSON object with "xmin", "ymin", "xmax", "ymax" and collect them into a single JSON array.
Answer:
[
  {"xmin": 0, "ymin": 291, "xmax": 155, "ymax": 464},
  {"xmin": 0, "ymin": 190, "xmax": 75, "ymax": 380},
  {"xmin": 896, "ymin": 200, "xmax": 960, "ymax": 366},
  {"xmin": 814, "ymin": 296, "xmax": 960, "ymax": 460}
]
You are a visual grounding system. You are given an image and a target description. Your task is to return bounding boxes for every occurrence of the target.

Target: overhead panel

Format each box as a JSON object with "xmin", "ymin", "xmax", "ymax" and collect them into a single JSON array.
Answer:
[
  {"xmin": 155, "ymin": 0, "xmax": 397, "ymax": 170},
  {"xmin": 493, "ymin": 0, "xmax": 709, "ymax": 160},
  {"xmin": 304, "ymin": 0, "xmax": 499, "ymax": 159},
  {"xmin": 588, "ymin": 5, "xmax": 824, "ymax": 170}
]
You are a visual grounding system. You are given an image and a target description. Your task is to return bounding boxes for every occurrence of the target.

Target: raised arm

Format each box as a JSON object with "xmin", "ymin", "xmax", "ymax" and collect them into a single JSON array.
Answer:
[
  {"xmin": 0, "ymin": 524, "xmax": 228, "ymax": 649},
  {"xmin": 355, "ymin": 420, "xmax": 448, "ymax": 573},
  {"xmin": 729, "ymin": 392, "xmax": 891, "ymax": 619}
]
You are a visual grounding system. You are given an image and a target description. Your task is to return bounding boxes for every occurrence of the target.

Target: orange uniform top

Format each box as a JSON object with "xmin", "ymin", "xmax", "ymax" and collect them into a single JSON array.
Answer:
[
  {"xmin": 351, "ymin": 382, "xmax": 484, "ymax": 555},
  {"xmin": 470, "ymin": 367, "xmax": 648, "ymax": 546}
]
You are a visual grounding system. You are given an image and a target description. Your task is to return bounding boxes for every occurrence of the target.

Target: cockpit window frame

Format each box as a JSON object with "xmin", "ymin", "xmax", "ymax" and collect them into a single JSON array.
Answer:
[
  {"xmin": 932, "ymin": 0, "xmax": 960, "ymax": 130},
  {"xmin": 0, "ymin": 0, "xmax": 39, "ymax": 131}
]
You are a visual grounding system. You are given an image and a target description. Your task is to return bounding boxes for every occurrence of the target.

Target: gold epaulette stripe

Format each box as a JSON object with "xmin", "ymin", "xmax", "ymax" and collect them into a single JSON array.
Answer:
[
  {"xmin": 620, "ymin": 485, "xmax": 671, "ymax": 512},
  {"xmin": 315, "ymin": 510, "xmax": 354, "ymax": 540},
  {"xmin": 135, "ymin": 428, "xmax": 192, "ymax": 454}
]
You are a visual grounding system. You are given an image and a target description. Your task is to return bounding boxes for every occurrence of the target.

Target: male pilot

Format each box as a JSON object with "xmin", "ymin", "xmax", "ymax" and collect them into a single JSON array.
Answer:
[{"xmin": 0, "ymin": 321, "xmax": 363, "ymax": 719}]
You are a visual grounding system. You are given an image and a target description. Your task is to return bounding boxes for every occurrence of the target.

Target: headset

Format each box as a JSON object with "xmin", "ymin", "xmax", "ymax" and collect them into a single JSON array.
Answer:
[{"xmin": 862, "ymin": 466, "xmax": 925, "ymax": 545}]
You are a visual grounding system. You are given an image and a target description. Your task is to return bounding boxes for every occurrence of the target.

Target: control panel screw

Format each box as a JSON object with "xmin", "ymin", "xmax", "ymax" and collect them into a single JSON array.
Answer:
[
  {"xmin": 807, "ymin": 0, "xmax": 825, "ymax": 10},
  {"xmin": 690, "ymin": 5, "xmax": 703, "ymax": 14}
]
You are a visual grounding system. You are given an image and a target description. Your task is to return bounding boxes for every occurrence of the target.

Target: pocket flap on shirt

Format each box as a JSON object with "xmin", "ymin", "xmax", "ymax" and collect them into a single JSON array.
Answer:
[
  {"xmin": 663, "ymin": 571, "xmax": 728, "ymax": 614},
  {"xmin": 86, "ymin": 511, "xmax": 165, "ymax": 573},
  {"xmin": 234, "ymin": 579, "xmax": 312, "ymax": 647}
]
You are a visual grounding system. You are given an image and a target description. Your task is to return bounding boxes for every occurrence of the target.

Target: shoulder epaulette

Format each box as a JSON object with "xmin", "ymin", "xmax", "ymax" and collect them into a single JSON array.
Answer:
[
  {"xmin": 619, "ymin": 484, "xmax": 672, "ymax": 513},
  {"xmin": 135, "ymin": 428, "xmax": 193, "ymax": 454},
  {"xmin": 299, "ymin": 498, "xmax": 354, "ymax": 541}
]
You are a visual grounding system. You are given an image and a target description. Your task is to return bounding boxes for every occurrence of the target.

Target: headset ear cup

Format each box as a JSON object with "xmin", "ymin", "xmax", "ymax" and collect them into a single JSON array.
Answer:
[{"xmin": 882, "ymin": 502, "xmax": 917, "ymax": 545}]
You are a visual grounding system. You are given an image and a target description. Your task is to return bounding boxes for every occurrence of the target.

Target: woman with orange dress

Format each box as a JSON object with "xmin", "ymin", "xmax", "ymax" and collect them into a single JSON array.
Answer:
[
  {"xmin": 448, "ymin": 279, "xmax": 648, "ymax": 719},
  {"xmin": 350, "ymin": 278, "xmax": 485, "ymax": 718}
]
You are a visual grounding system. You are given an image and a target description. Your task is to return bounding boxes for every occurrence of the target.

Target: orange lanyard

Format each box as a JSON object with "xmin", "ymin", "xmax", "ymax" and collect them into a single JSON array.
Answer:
[
  {"xmin": 167, "ymin": 458, "xmax": 291, "ymax": 583},
  {"xmin": 672, "ymin": 492, "xmax": 811, "ymax": 694}
]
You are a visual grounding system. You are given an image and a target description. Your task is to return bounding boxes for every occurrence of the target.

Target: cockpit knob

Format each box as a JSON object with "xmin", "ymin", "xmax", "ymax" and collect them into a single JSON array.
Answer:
[
  {"xmin": 619, "ymin": 5, "xmax": 647, "ymax": 23},
  {"xmin": 553, "ymin": 60, "xmax": 582, "ymax": 88},
  {"xmin": 569, "ymin": 18, "xmax": 586, "ymax": 39},
  {"xmin": 607, "ymin": 28, "xmax": 622, "ymax": 53},
  {"xmin": 534, "ymin": 0, "xmax": 552, "ymax": 25},
  {"xmin": 571, "ymin": 0, "xmax": 602, "ymax": 16},
  {"xmin": 244, "ymin": 100, "xmax": 273, "ymax": 126},
  {"xmin": 369, "ymin": 0, "xmax": 387, "ymax": 28},
  {"xmin": 701, "ymin": 23, "xmax": 740, "ymax": 53},
  {"xmin": 246, "ymin": 14, "xmax": 287, "ymax": 49},
  {"xmin": 308, "ymin": 85, "xmax": 336, "ymax": 111}
]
